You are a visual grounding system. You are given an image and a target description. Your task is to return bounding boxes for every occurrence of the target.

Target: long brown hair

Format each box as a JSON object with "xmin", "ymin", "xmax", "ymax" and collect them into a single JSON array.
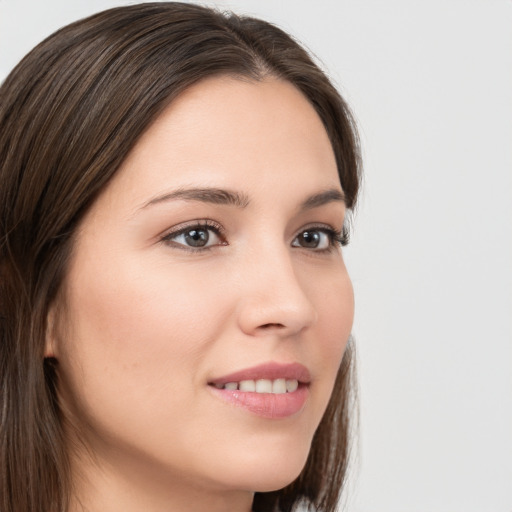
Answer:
[{"xmin": 0, "ymin": 3, "xmax": 361, "ymax": 511}]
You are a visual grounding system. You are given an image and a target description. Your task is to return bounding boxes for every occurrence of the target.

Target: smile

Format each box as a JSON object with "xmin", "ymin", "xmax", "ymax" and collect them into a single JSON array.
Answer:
[
  {"xmin": 208, "ymin": 362, "xmax": 310, "ymax": 418},
  {"xmin": 212, "ymin": 378, "xmax": 299, "ymax": 394}
]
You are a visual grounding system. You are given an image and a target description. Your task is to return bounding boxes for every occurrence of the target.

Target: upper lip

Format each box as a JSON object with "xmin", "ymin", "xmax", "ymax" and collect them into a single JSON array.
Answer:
[{"xmin": 208, "ymin": 362, "xmax": 311, "ymax": 386}]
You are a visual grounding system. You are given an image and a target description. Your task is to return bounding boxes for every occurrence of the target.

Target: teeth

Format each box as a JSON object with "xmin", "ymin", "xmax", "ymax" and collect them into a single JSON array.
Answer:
[
  {"xmin": 272, "ymin": 378, "xmax": 287, "ymax": 394},
  {"xmin": 255, "ymin": 379, "xmax": 272, "ymax": 393},
  {"xmin": 217, "ymin": 378, "xmax": 299, "ymax": 394},
  {"xmin": 239, "ymin": 380, "xmax": 256, "ymax": 392},
  {"xmin": 286, "ymin": 379, "xmax": 299, "ymax": 392}
]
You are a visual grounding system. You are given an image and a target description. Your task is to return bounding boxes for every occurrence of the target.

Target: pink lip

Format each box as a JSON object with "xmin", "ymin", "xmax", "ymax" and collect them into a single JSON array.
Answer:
[
  {"xmin": 208, "ymin": 362, "xmax": 311, "ymax": 386},
  {"xmin": 208, "ymin": 362, "xmax": 311, "ymax": 419}
]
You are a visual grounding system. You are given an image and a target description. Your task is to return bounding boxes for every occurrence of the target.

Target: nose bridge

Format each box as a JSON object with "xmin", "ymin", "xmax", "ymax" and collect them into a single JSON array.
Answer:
[{"xmin": 236, "ymin": 238, "xmax": 317, "ymax": 336}]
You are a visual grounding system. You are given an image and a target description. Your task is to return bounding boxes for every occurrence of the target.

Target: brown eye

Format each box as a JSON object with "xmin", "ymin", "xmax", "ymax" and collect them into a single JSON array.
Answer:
[
  {"xmin": 292, "ymin": 229, "xmax": 331, "ymax": 250},
  {"xmin": 163, "ymin": 223, "xmax": 224, "ymax": 250},
  {"xmin": 298, "ymin": 231, "xmax": 320, "ymax": 248},
  {"xmin": 183, "ymin": 228, "xmax": 209, "ymax": 247}
]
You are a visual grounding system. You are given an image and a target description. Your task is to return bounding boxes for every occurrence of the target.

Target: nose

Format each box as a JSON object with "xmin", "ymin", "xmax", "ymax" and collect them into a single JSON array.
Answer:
[{"xmin": 235, "ymin": 247, "xmax": 318, "ymax": 338}]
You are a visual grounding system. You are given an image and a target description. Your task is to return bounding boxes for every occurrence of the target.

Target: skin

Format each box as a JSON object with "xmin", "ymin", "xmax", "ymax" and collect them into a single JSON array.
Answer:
[{"xmin": 47, "ymin": 76, "xmax": 354, "ymax": 512}]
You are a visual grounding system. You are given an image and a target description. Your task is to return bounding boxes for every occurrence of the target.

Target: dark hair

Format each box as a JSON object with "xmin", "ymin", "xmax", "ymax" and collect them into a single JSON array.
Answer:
[{"xmin": 0, "ymin": 3, "xmax": 361, "ymax": 511}]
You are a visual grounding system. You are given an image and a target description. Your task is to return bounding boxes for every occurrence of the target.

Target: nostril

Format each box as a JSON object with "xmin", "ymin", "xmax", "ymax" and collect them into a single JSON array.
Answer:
[{"xmin": 260, "ymin": 323, "xmax": 285, "ymax": 329}]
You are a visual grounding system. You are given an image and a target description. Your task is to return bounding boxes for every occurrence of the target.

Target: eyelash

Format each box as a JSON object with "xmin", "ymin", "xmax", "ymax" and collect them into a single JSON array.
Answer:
[
  {"xmin": 328, "ymin": 226, "xmax": 350, "ymax": 247},
  {"xmin": 160, "ymin": 220, "xmax": 349, "ymax": 253},
  {"xmin": 160, "ymin": 220, "xmax": 226, "ymax": 253}
]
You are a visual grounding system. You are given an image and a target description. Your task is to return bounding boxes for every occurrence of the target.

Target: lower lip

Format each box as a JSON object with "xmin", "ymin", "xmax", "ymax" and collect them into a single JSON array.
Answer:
[{"xmin": 208, "ymin": 385, "xmax": 309, "ymax": 419}]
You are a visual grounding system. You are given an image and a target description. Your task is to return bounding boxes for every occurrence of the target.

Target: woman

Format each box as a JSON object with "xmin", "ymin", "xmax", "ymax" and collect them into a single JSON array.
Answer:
[{"xmin": 0, "ymin": 3, "xmax": 361, "ymax": 511}]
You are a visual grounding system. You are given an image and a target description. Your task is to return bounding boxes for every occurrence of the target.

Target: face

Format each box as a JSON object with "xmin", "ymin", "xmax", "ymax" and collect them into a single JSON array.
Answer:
[{"xmin": 50, "ymin": 76, "xmax": 354, "ymax": 501}]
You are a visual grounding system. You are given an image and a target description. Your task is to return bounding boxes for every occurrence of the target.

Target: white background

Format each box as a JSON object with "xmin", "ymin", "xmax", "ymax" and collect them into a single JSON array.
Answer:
[{"xmin": 1, "ymin": 1, "xmax": 511, "ymax": 511}]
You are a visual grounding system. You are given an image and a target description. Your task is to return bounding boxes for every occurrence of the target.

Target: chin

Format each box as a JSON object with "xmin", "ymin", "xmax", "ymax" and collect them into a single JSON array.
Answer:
[
  {"xmin": 220, "ymin": 444, "xmax": 310, "ymax": 493},
  {"xmin": 250, "ymin": 469, "xmax": 304, "ymax": 494}
]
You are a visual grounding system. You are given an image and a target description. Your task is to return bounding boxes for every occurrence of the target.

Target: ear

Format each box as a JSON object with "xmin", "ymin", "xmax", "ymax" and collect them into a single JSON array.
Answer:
[{"xmin": 44, "ymin": 304, "xmax": 58, "ymax": 358}]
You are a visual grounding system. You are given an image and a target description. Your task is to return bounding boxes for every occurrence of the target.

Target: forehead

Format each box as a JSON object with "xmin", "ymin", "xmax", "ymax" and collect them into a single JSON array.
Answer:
[{"xmin": 95, "ymin": 75, "xmax": 341, "ymax": 215}]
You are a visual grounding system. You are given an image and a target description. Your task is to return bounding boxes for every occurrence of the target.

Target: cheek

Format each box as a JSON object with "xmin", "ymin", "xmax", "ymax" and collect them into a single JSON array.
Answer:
[
  {"xmin": 310, "ymin": 263, "xmax": 354, "ymax": 351},
  {"xmin": 57, "ymin": 255, "xmax": 231, "ymax": 420},
  {"xmin": 307, "ymin": 268, "xmax": 354, "ymax": 407},
  {"xmin": 327, "ymin": 275, "xmax": 353, "ymax": 360}
]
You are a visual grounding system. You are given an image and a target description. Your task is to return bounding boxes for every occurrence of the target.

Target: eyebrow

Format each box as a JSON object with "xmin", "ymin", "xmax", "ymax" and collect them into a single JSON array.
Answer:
[
  {"xmin": 139, "ymin": 187, "xmax": 251, "ymax": 210},
  {"xmin": 137, "ymin": 186, "xmax": 345, "ymax": 213},
  {"xmin": 299, "ymin": 188, "xmax": 345, "ymax": 210}
]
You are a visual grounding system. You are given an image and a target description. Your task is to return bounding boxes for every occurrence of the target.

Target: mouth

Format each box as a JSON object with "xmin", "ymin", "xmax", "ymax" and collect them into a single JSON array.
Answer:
[
  {"xmin": 210, "ymin": 378, "xmax": 300, "ymax": 394},
  {"xmin": 207, "ymin": 362, "xmax": 310, "ymax": 419},
  {"xmin": 208, "ymin": 361, "xmax": 310, "ymax": 387}
]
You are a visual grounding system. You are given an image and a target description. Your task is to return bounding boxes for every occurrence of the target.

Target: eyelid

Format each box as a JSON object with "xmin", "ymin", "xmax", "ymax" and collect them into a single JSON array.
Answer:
[
  {"xmin": 292, "ymin": 223, "xmax": 349, "ymax": 251},
  {"xmin": 160, "ymin": 219, "xmax": 227, "ymax": 251}
]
